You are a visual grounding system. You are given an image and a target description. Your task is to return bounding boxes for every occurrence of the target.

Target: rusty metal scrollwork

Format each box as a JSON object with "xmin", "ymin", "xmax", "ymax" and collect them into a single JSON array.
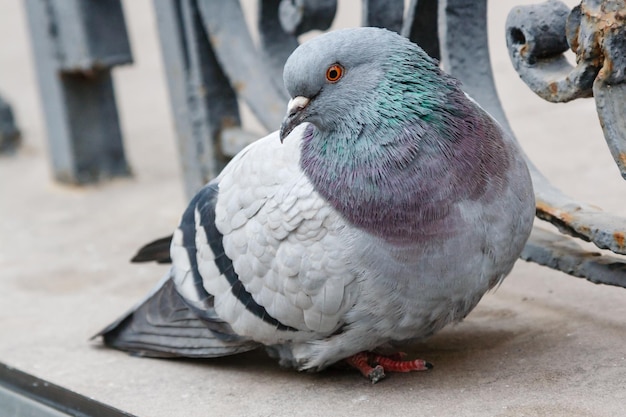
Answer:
[{"xmin": 505, "ymin": 0, "xmax": 626, "ymax": 287}]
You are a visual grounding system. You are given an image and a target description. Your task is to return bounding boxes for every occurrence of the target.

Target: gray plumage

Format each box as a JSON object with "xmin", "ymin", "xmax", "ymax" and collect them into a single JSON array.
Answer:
[{"xmin": 98, "ymin": 27, "xmax": 534, "ymax": 375}]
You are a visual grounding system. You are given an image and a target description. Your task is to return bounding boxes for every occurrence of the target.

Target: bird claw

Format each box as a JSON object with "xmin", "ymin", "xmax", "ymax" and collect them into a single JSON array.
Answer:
[
  {"xmin": 345, "ymin": 351, "xmax": 433, "ymax": 384},
  {"xmin": 367, "ymin": 365, "xmax": 386, "ymax": 384}
]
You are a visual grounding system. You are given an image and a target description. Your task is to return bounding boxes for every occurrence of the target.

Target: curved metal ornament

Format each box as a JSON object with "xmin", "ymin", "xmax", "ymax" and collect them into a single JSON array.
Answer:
[
  {"xmin": 506, "ymin": 0, "xmax": 626, "ymax": 179},
  {"xmin": 501, "ymin": 0, "xmax": 626, "ymax": 287},
  {"xmin": 155, "ymin": 0, "xmax": 626, "ymax": 287}
]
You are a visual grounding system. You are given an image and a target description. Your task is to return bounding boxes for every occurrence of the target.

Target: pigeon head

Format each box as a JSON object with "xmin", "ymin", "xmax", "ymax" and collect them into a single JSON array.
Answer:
[
  {"xmin": 281, "ymin": 27, "xmax": 387, "ymax": 141},
  {"xmin": 280, "ymin": 27, "xmax": 452, "ymax": 142}
]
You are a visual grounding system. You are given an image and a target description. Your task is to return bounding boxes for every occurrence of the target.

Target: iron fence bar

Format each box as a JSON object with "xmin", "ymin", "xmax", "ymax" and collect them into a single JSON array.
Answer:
[
  {"xmin": 0, "ymin": 94, "xmax": 20, "ymax": 153},
  {"xmin": 24, "ymin": 0, "xmax": 132, "ymax": 184},
  {"xmin": 402, "ymin": 0, "xmax": 440, "ymax": 60}
]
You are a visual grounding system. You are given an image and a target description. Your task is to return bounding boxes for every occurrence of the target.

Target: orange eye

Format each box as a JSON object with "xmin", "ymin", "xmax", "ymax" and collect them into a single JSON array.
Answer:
[{"xmin": 325, "ymin": 64, "xmax": 344, "ymax": 82}]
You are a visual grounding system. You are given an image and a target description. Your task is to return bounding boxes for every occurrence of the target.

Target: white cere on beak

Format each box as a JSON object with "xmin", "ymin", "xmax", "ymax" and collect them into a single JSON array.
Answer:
[{"xmin": 287, "ymin": 96, "xmax": 310, "ymax": 115}]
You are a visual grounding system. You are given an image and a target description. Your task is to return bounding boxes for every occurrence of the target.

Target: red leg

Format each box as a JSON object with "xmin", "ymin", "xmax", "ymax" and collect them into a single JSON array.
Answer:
[
  {"xmin": 371, "ymin": 354, "xmax": 432, "ymax": 372},
  {"xmin": 345, "ymin": 352, "xmax": 433, "ymax": 383},
  {"xmin": 345, "ymin": 352, "xmax": 386, "ymax": 383}
]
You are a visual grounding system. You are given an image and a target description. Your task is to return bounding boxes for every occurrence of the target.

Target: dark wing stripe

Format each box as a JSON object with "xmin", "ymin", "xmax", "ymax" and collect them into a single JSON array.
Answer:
[
  {"xmin": 179, "ymin": 190, "xmax": 213, "ymax": 306},
  {"xmin": 195, "ymin": 183, "xmax": 298, "ymax": 332}
]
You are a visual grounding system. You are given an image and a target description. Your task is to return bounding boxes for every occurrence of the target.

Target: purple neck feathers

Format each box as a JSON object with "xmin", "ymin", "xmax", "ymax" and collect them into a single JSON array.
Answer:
[{"xmin": 299, "ymin": 101, "xmax": 511, "ymax": 243}]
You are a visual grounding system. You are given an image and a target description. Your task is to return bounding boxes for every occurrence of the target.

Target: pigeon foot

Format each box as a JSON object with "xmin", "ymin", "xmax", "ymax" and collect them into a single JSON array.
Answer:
[{"xmin": 345, "ymin": 352, "xmax": 433, "ymax": 384}]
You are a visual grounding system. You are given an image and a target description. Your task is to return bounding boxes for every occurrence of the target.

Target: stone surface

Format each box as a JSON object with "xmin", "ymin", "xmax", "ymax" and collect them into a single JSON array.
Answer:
[{"xmin": 1, "ymin": 1, "xmax": 625, "ymax": 416}]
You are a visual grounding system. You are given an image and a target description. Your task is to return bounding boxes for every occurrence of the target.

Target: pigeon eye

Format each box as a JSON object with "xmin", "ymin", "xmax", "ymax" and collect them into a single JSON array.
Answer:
[{"xmin": 325, "ymin": 64, "xmax": 344, "ymax": 83}]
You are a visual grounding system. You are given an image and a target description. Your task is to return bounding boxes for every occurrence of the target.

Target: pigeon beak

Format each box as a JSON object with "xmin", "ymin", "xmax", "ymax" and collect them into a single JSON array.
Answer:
[{"xmin": 279, "ymin": 96, "xmax": 310, "ymax": 143}]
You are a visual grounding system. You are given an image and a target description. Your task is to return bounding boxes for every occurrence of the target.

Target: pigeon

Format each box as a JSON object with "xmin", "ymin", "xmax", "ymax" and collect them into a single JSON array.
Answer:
[{"xmin": 97, "ymin": 27, "xmax": 535, "ymax": 383}]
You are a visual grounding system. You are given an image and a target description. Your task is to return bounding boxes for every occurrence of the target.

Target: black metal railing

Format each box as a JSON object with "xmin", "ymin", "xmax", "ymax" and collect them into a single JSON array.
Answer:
[{"xmin": 20, "ymin": 0, "xmax": 626, "ymax": 289}]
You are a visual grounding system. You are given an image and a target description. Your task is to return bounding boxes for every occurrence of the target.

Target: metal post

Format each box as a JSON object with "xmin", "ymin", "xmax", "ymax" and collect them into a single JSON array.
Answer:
[
  {"xmin": 0, "ymin": 94, "xmax": 20, "ymax": 153},
  {"xmin": 24, "ymin": 0, "xmax": 133, "ymax": 184}
]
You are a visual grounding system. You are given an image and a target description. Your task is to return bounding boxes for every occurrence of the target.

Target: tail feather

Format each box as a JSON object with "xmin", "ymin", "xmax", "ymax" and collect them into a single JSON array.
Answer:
[
  {"xmin": 96, "ymin": 276, "xmax": 259, "ymax": 358},
  {"xmin": 131, "ymin": 236, "xmax": 173, "ymax": 264}
]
